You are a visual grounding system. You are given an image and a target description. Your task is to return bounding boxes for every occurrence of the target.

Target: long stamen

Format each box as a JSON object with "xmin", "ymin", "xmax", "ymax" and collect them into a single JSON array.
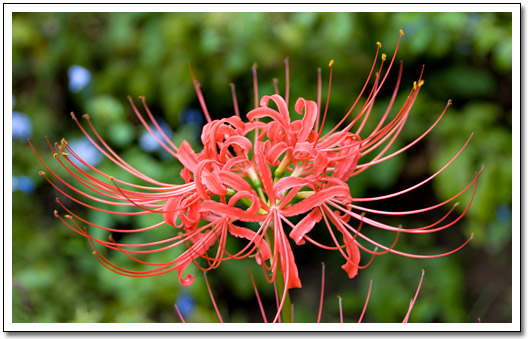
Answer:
[
  {"xmin": 272, "ymin": 78, "xmax": 280, "ymax": 96},
  {"xmin": 358, "ymin": 280, "xmax": 373, "ymax": 323},
  {"xmin": 284, "ymin": 57, "xmax": 290, "ymax": 106},
  {"xmin": 315, "ymin": 67, "xmax": 322, "ymax": 130},
  {"xmin": 252, "ymin": 62, "xmax": 259, "ymax": 109},
  {"xmin": 248, "ymin": 262, "xmax": 268, "ymax": 323},
  {"xmin": 69, "ymin": 113, "xmax": 170, "ymax": 186},
  {"xmin": 319, "ymin": 40, "xmax": 383, "ymax": 140},
  {"xmin": 139, "ymin": 96, "xmax": 180, "ymax": 153},
  {"xmin": 338, "ymin": 295, "xmax": 343, "ymax": 323},
  {"xmin": 203, "ymin": 272, "xmax": 224, "ymax": 323},
  {"xmin": 403, "ymin": 269, "xmax": 425, "ymax": 323},
  {"xmin": 356, "ymin": 99, "xmax": 454, "ymax": 171},
  {"xmin": 315, "ymin": 60, "xmax": 334, "ymax": 144},
  {"xmin": 188, "ymin": 62, "xmax": 212, "ymax": 123},
  {"xmin": 174, "ymin": 304, "xmax": 186, "ymax": 323},
  {"xmin": 229, "ymin": 83, "xmax": 240, "ymax": 117},
  {"xmin": 317, "ymin": 262, "xmax": 325, "ymax": 323}
]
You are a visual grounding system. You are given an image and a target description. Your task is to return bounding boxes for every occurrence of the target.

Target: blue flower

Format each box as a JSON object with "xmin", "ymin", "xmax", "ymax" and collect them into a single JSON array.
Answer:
[
  {"xmin": 181, "ymin": 108, "xmax": 203, "ymax": 126},
  {"xmin": 12, "ymin": 176, "xmax": 36, "ymax": 194},
  {"xmin": 68, "ymin": 138, "xmax": 103, "ymax": 168},
  {"xmin": 68, "ymin": 65, "xmax": 91, "ymax": 93},
  {"xmin": 495, "ymin": 204, "xmax": 511, "ymax": 223},
  {"xmin": 175, "ymin": 293, "xmax": 195, "ymax": 318},
  {"xmin": 139, "ymin": 119, "xmax": 173, "ymax": 153},
  {"xmin": 12, "ymin": 111, "xmax": 32, "ymax": 140}
]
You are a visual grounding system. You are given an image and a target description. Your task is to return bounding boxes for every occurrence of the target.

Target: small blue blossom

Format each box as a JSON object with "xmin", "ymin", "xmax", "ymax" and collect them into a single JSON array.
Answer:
[
  {"xmin": 181, "ymin": 108, "xmax": 204, "ymax": 126},
  {"xmin": 12, "ymin": 176, "xmax": 36, "ymax": 194},
  {"xmin": 495, "ymin": 204, "xmax": 511, "ymax": 223},
  {"xmin": 68, "ymin": 65, "xmax": 91, "ymax": 93},
  {"xmin": 175, "ymin": 293, "xmax": 195, "ymax": 318},
  {"xmin": 139, "ymin": 119, "xmax": 173, "ymax": 153},
  {"xmin": 68, "ymin": 138, "xmax": 103, "ymax": 168},
  {"xmin": 12, "ymin": 111, "xmax": 33, "ymax": 140}
]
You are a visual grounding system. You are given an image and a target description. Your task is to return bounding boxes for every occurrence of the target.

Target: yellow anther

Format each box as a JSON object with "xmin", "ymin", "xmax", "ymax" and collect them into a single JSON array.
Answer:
[
  {"xmin": 38, "ymin": 171, "xmax": 46, "ymax": 176},
  {"xmin": 376, "ymin": 41, "xmax": 382, "ymax": 48},
  {"xmin": 61, "ymin": 152, "xmax": 68, "ymax": 157},
  {"xmin": 92, "ymin": 251, "xmax": 96, "ymax": 255},
  {"xmin": 448, "ymin": 99, "xmax": 453, "ymax": 106},
  {"xmin": 329, "ymin": 60, "xmax": 334, "ymax": 67},
  {"xmin": 56, "ymin": 197, "xmax": 61, "ymax": 202},
  {"xmin": 53, "ymin": 153, "xmax": 58, "ymax": 159},
  {"xmin": 65, "ymin": 215, "xmax": 73, "ymax": 219},
  {"xmin": 53, "ymin": 210, "xmax": 59, "ymax": 218},
  {"xmin": 70, "ymin": 112, "xmax": 77, "ymax": 120},
  {"xmin": 413, "ymin": 81, "xmax": 417, "ymax": 90},
  {"xmin": 61, "ymin": 138, "xmax": 68, "ymax": 147},
  {"xmin": 400, "ymin": 29, "xmax": 404, "ymax": 36},
  {"xmin": 381, "ymin": 53, "xmax": 387, "ymax": 61},
  {"xmin": 418, "ymin": 80, "xmax": 425, "ymax": 87},
  {"xmin": 108, "ymin": 234, "xmax": 115, "ymax": 242},
  {"xmin": 109, "ymin": 176, "xmax": 114, "ymax": 181},
  {"xmin": 82, "ymin": 114, "xmax": 90, "ymax": 120}
]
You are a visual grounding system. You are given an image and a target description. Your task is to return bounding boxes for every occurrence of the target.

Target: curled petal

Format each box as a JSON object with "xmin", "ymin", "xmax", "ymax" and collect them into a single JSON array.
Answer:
[
  {"xmin": 260, "ymin": 94, "xmax": 291, "ymax": 125},
  {"xmin": 266, "ymin": 142, "xmax": 290, "ymax": 166},
  {"xmin": 175, "ymin": 229, "xmax": 220, "ymax": 287},
  {"xmin": 219, "ymin": 135, "xmax": 253, "ymax": 160},
  {"xmin": 201, "ymin": 200, "xmax": 267, "ymax": 222},
  {"xmin": 176, "ymin": 141, "xmax": 200, "ymax": 173},
  {"xmin": 294, "ymin": 98, "xmax": 318, "ymax": 142},
  {"xmin": 218, "ymin": 170, "xmax": 253, "ymax": 192},
  {"xmin": 339, "ymin": 227, "xmax": 361, "ymax": 279},
  {"xmin": 228, "ymin": 190, "xmax": 262, "ymax": 215},
  {"xmin": 281, "ymin": 185, "xmax": 351, "ymax": 217},
  {"xmin": 254, "ymin": 142, "xmax": 275, "ymax": 202},
  {"xmin": 289, "ymin": 208, "xmax": 322, "ymax": 245},
  {"xmin": 194, "ymin": 159, "xmax": 220, "ymax": 200},
  {"xmin": 163, "ymin": 196, "xmax": 183, "ymax": 227},
  {"xmin": 273, "ymin": 176, "xmax": 313, "ymax": 198},
  {"xmin": 313, "ymin": 151, "xmax": 330, "ymax": 177},
  {"xmin": 202, "ymin": 170, "xmax": 228, "ymax": 196},
  {"xmin": 228, "ymin": 223, "xmax": 271, "ymax": 264},
  {"xmin": 293, "ymin": 141, "xmax": 317, "ymax": 159},
  {"xmin": 247, "ymin": 107, "xmax": 289, "ymax": 129}
]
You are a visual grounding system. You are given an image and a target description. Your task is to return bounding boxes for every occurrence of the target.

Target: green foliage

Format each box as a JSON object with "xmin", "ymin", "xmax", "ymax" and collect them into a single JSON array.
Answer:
[{"xmin": 12, "ymin": 12, "xmax": 512, "ymax": 323}]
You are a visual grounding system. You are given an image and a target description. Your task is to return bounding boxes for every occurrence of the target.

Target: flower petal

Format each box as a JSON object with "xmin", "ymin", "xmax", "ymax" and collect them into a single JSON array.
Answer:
[
  {"xmin": 294, "ymin": 98, "xmax": 318, "ymax": 142},
  {"xmin": 175, "ymin": 228, "xmax": 220, "ymax": 286},
  {"xmin": 201, "ymin": 200, "xmax": 267, "ymax": 222},
  {"xmin": 228, "ymin": 223, "xmax": 271, "ymax": 264},
  {"xmin": 281, "ymin": 185, "xmax": 351, "ymax": 217},
  {"xmin": 289, "ymin": 208, "xmax": 322, "ymax": 245}
]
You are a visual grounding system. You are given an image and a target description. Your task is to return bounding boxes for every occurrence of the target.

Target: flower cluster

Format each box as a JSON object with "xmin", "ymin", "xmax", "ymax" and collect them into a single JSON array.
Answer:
[{"xmin": 30, "ymin": 31, "xmax": 481, "ymax": 322}]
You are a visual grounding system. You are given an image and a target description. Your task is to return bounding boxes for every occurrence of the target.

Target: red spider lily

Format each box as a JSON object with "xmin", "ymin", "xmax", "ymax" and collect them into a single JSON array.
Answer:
[{"xmin": 30, "ymin": 30, "xmax": 481, "ymax": 323}]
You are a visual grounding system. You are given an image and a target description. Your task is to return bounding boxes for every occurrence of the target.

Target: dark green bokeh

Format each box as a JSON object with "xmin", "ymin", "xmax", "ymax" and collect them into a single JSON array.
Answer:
[{"xmin": 12, "ymin": 12, "xmax": 512, "ymax": 323}]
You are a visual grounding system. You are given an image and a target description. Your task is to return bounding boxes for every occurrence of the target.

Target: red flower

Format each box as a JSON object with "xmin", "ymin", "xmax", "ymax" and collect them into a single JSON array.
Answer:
[{"xmin": 30, "ymin": 30, "xmax": 481, "ymax": 322}]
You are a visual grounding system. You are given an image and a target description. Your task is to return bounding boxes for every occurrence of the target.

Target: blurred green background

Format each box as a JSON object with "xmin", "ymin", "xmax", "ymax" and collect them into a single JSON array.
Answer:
[{"xmin": 12, "ymin": 12, "xmax": 512, "ymax": 323}]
